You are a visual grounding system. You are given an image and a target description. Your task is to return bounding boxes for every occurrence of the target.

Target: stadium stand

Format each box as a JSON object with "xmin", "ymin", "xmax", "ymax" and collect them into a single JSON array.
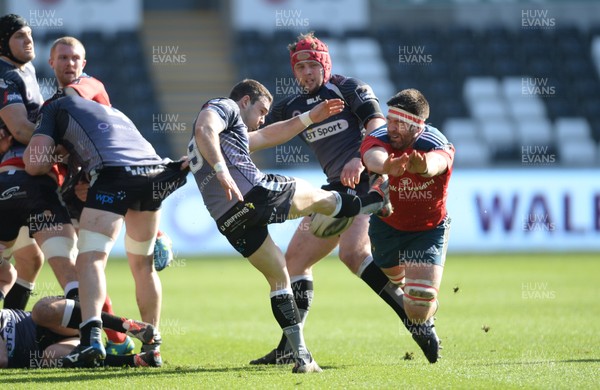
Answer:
[
  {"xmin": 230, "ymin": 20, "xmax": 600, "ymax": 168},
  {"xmin": 33, "ymin": 30, "xmax": 169, "ymax": 158}
]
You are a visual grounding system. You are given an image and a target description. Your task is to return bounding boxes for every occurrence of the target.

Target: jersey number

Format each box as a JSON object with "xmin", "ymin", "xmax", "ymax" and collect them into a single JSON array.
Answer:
[{"xmin": 187, "ymin": 137, "xmax": 204, "ymax": 174}]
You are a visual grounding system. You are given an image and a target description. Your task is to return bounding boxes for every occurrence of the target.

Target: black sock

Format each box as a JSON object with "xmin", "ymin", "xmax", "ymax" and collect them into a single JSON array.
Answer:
[
  {"xmin": 3, "ymin": 282, "xmax": 33, "ymax": 310},
  {"xmin": 333, "ymin": 193, "xmax": 361, "ymax": 218},
  {"xmin": 65, "ymin": 287, "xmax": 79, "ymax": 301},
  {"xmin": 79, "ymin": 319, "xmax": 102, "ymax": 346},
  {"xmin": 359, "ymin": 261, "xmax": 418, "ymax": 332},
  {"xmin": 360, "ymin": 192, "xmax": 384, "ymax": 207},
  {"xmin": 104, "ymin": 354, "xmax": 135, "ymax": 367},
  {"xmin": 292, "ymin": 278, "xmax": 313, "ymax": 316},
  {"xmin": 275, "ymin": 279, "xmax": 314, "ymax": 351},
  {"xmin": 271, "ymin": 292, "xmax": 311, "ymax": 363},
  {"xmin": 270, "ymin": 292, "xmax": 300, "ymax": 329},
  {"xmin": 66, "ymin": 300, "xmax": 126, "ymax": 333}
]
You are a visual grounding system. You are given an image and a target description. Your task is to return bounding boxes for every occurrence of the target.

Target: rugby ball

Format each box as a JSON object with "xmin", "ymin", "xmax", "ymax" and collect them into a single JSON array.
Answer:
[
  {"xmin": 309, "ymin": 214, "xmax": 355, "ymax": 238},
  {"xmin": 153, "ymin": 231, "xmax": 173, "ymax": 271}
]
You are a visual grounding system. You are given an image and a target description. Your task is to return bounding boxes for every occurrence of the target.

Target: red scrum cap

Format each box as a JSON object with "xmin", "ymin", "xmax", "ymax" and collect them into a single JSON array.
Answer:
[{"xmin": 289, "ymin": 33, "xmax": 332, "ymax": 83}]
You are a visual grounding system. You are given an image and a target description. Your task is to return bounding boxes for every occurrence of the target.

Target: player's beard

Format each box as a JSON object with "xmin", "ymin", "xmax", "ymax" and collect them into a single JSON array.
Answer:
[
  {"xmin": 389, "ymin": 126, "xmax": 423, "ymax": 150},
  {"xmin": 300, "ymin": 78, "xmax": 321, "ymax": 95}
]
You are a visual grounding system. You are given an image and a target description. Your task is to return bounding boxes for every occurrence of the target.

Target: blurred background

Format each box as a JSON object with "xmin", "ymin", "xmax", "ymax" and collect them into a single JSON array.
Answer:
[{"xmin": 4, "ymin": 0, "xmax": 600, "ymax": 254}]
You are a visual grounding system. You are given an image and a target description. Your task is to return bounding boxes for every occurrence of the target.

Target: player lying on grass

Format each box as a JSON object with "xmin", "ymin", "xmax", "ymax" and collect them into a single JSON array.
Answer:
[
  {"xmin": 0, "ymin": 296, "xmax": 161, "ymax": 368},
  {"xmin": 24, "ymin": 95, "xmax": 189, "ymax": 368}
]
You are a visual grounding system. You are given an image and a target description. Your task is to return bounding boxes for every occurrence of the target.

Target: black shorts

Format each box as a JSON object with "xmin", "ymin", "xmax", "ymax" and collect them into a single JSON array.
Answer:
[
  {"xmin": 60, "ymin": 169, "xmax": 87, "ymax": 220},
  {"xmin": 85, "ymin": 161, "xmax": 188, "ymax": 216},
  {"xmin": 0, "ymin": 171, "xmax": 72, "ymax": 241},
  {"xmin": 322, "ymin": 171, "xmax": 370, "ymax": 196},
  {"xmin": 217, "ymin": 174, "xmax": 296, "ymax": 257}
]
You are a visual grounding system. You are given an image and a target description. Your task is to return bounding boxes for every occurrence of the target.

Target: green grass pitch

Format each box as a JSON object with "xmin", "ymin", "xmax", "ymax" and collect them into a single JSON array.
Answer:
[{"xmin": 3, "ymin": 253, "xmax": 599, "ymax": 389}]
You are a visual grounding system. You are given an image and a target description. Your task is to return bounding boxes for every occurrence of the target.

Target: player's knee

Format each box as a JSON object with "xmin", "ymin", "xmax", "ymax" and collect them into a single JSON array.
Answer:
[
  {"xmin": 14, "ymin": 245, "xmax": 44, "ymax": 269},
  {"xmin": 12, "ymin": 226, "xmax": 35, "ymax": 252},
  {"xmin": 31, "ymin": 296, "xmax": 57, "ymax": 325},
  {"xmin": 387, "ymin": 270, "xmax": 406, "ymax": 288},
  {"xmin": 40, "ymin": 236, "xmax": 77, "ymax": 262},
  {"xmin": 338, "ymin": 250, "xmax": 368, "ymax": 274},
  {"xmin": 77, "ymin": 230, "xmax": 115, "ymax": 254},
  {"xmin": 404, "ymin": 279, "xmax": 438, "ymax": 310},
  {"xmin": 125, "ymin": 234, "xmax": 154, "ymax": 257}
]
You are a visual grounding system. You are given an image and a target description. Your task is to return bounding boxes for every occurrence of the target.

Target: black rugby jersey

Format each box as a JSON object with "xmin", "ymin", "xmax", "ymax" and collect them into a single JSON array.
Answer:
[
  {"xmin": 0, "ymin": 59, "xmax": 43, "ymax": 162},
  {"xmin": 33, "ymin": 95, "xmax": 166, "ymax": 174},
  {"xmin": 188, "ymin": 98, "xmax": 267, "ymax": 220},
  {"xmin": 266, "ymin": 74, "xmax": 382, "ymax": 183}
]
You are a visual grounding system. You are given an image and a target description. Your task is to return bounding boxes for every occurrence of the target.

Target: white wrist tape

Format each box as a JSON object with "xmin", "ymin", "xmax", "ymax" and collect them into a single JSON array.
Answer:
[
  {"xmin": 298, "ymin": 111, "xmax": 313, "ymax": 127},
  {"xmin": 213, "ymin": 161, "xmax": 227, "ymax": 173}
]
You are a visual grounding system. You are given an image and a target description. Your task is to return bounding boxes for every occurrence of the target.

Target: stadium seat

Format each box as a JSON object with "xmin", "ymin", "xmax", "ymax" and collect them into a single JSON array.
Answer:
[
  {"xmin": 451, "ymin": 139, "xmax": 491, "ymax": 167},
  {"xmin": 554, "ymin": 117, "xmax": 593, "ymax": 142},
  {"xmin": 559, "ymin": 140, "xmax": 597, "ymax": 166},
  {"xmin": 506, "ymin": 96, "xmax": 547, "ymax": 121},
  {"xmin": 351, "ymin": 59, "xmax": 390, "ymax": 80},
  {"xmin": 501, "ymin": 77, "xmax": 526, "ymax": 99},
  {"xmin": 591, "ymin": 36, "xmax": 600, "ymax": 78},
  {"xmin": 463, "ymin": 77, "xmax": 501, "ymax": 102},
  {"xmin": 442, "ymin": 118, "xmax": 480, "ymax": 143},
  {"xmin": 323, "ymin": 39, "xmax": 346, "ymax": 63},
  {"xmin": 515, "ymin": 118, "xmax": 554, "ymax": 146},
  {"xmin": 368, "ymin": 79, "xmax": 395, "ymax": 103},
  {"xmin": 469, "ymin": 96, "xmax": 508, "ymax": 121},
  {"xmin": 493, "ymin": 58, "xmax": 521, "ymax": 76},
  {"xmin": 479, "ymin": 119, "xmax": 517, "ymax": 152},
  {"xmin": 346, "ymin": 37, "xmax": 383, "ymax": 59}
]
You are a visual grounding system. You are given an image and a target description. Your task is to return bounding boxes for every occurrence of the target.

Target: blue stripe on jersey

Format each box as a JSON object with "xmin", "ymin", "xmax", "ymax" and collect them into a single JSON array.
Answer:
[
  {"xmin": 414, "ymin": 125, "xmax": 449, "ymax": 151},
  {"xmin": 369, "ymin": 125, "xmax": 389, "ymax": 141}
]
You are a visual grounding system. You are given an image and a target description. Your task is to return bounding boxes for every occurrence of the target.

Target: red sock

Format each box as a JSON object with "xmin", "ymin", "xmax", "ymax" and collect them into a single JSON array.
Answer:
[{"xmin": 103, "ymin": 295, "xmax": 127, "ymax": 343}]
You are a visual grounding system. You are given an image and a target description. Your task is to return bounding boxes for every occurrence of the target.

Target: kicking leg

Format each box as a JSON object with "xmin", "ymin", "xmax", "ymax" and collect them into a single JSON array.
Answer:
[{"xmin": 289, "ymin": 178, "xmax": 387, "ymax": 219}]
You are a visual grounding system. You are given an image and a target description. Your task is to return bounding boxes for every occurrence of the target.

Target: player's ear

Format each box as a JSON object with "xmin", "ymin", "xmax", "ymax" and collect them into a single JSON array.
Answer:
[
  {"xmin": 240, "ymin": 95, "xmax": 250, "ymax": 109},
  {"xmin": 81, "ymin": 58, "xmax": 86, "ymax": 69}
]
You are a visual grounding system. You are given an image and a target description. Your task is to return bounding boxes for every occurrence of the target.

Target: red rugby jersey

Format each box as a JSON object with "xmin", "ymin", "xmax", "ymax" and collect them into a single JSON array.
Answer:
[{"xmin": 360, "ymin": 125, "xmax": 455, "ymax": 231}]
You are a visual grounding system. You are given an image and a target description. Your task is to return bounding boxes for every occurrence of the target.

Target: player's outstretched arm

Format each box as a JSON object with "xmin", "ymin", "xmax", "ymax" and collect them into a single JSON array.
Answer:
[
  {"xmin": 340, "ymin": 157, "xmax": 365, "ymax": 189},
  {"xmin": 248, "ymin": 98, "xmax": 344, "ymax": 152},
  {"xmin": 404, "ymin": 150, "xmax": 448, "ymax": 177}
]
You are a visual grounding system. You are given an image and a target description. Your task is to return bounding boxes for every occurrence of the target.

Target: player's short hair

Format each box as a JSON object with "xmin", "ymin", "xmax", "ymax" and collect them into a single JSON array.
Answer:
[
  {"xmin": 387, "ymin": 89, "xmax": 430, "ymax": 121},
  {"xmin": 229, "ymin": 79, "xmax": 273, "ymax": 104},
  {"xmin": 50, "ymin": 36, "xmax": 86, "ymax": 59}
]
